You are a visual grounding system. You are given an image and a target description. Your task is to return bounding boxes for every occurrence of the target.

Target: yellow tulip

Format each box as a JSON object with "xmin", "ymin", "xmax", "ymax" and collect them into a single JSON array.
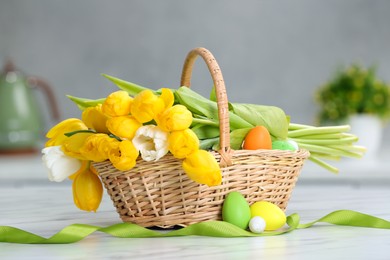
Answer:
[
  {"xmin": 156, "ymin": 104, "xmax": 192, "ymax": 132},
  {"xmin": 82, "ymin": 104, "xmax": 110, "ymax": 133},
  {"xmin": 102, "ymin": 90, "xmax": 133, "ymax": 117},
  {"xmin": 45, "ymin": 118, "xmax": 88, "ymax": 147},
  {"xmin": 160, "ymin": 88, "xmax": 175, "ymax": 110},
  {"xmin": 68, "ymin": 160, "xmax": 89, "ymax": 180},
  {"xmin": 72, "ymin": 163, "xmax": 103, "ymax": 212},
  {"xmin": 182, "ymin": 150, "xmax": 222, "ymax": 186},
  {"xmin": 61, "ymin": 132, "xmax": 94, "ymax": 160},
  {"xmin": 108, "ymin": 140, "xmax": 139, "ymax": 171},
  {"xmin": 96, "ymin": 135, "xmax": 120, "ymax": 160},
  {"xmin": 79, "ymin": 134, "xmax": 114, "ymax": 162},
  {"xmin": 131, "ymin": 90, "xmax": 164, "ymax": 123},
  {"xmin": 168, "ymin": 129, "xmax": 199, "ymax": 159},
  {"xmin": 106, "ymin": 115, "xmax": 141, "ymax": 139}
]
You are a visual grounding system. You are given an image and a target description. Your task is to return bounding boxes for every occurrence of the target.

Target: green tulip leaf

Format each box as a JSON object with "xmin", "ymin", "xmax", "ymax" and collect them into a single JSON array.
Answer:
[
  {"xmin": 229, "ymin": 103, "xmax": 289, "ymax": 139},
  {"xmin": 66, "ymin": 95, "xmax": 105, "ymax": 110}
]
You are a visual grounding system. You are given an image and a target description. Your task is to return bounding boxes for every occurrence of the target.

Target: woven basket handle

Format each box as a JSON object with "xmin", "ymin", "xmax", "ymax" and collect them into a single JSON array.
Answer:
[{"xmin": 180, "ymin": 47, "xmax": 232, "ymax": 167}]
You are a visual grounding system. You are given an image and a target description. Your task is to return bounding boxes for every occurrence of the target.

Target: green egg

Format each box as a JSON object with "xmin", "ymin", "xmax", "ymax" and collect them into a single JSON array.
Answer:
[
  {"xmin": 272, "ymin": 140, "xmax": 296, "ymax": 151},
  {"xmin": 222, "ymin": 191, "xmax": 251, "ymax": 229}
]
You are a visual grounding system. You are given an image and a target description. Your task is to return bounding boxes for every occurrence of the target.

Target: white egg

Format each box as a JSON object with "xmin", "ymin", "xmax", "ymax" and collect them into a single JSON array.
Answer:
[
  {"xmin": 287, "ymin": 140, "xmax": 299, "ymax": 150},
  {"xmin": 249, "ymin": 216, "xmax": 266, "ymax": 234}
]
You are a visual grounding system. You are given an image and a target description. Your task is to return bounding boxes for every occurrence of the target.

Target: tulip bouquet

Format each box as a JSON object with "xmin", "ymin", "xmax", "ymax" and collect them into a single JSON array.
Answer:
[
  {"xmin": 42, "ymin": 78, "xmax": 224, "ymax": 211},
  {"xmin": 42, "ymin": 73, "xmax": 365, "ymax": 212}
]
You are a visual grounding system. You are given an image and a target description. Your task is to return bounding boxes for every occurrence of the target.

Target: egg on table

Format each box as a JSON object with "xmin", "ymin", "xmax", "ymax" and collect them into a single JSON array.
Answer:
[
  {"xmin": 250, "ymin": 201, "xmax": 286, "ymax": 231},
  {"xmin": 222, "ymin": 191, "xmax": 251, "ymax": 230},
  {"xmin": 248, "ymin": 216, "xmax": 266, "ymax": 233}
]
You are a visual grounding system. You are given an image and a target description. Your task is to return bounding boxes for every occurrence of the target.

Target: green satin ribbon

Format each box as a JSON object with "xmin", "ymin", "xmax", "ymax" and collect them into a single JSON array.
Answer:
[{"xmin": 1, "ymin": 210, "xmax": 389, "ymax": 244}]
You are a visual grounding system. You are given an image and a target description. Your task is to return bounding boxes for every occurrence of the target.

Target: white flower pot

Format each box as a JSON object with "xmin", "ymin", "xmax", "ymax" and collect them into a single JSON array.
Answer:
[{"xmin": 349, "ymin": 114, "xmax": 383, "ymax": 160}]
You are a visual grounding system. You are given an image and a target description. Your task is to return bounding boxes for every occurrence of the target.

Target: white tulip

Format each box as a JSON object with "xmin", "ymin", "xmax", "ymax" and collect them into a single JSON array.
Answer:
[
  {"xmin": 132, "ymin": 125, "xmax": 169, "ymax": 161},
  {"xmin": 42, "ymin": 146, "xmax": 82, "ymax": 182}
]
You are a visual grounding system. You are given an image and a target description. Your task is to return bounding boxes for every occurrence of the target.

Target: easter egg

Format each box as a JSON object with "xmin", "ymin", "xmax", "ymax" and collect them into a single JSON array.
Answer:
[
  {"xmin": 250, "ymin": 201, "xmax": 286, "ymax": 231},
  {"xmin": 249, "ymin": 216, "xmax": 266, "ymax": 234},
  {"xmin": 222, "ymin": 191, "xmax": 251, "ymax": 229},
  {"xmin": 243, "ymin": 126, "xmax": 272, "ymax": 150},
  {"xmin": 272, "ymin": 140, "xmax": 297, "ymax": 151},
  {"xmin": 287, "ymin": 140, "xmax": 299, "ymax": 150}
]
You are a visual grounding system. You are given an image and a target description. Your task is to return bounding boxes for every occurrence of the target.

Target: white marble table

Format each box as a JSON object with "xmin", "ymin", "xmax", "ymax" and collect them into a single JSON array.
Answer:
[{"xmin": 1, "ymin": 154, "xmax": 390, "ymax": 259}]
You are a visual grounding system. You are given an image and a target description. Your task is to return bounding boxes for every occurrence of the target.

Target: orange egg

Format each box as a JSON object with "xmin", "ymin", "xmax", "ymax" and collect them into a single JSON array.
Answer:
[{"xmin": 242, "ymin": 126, "xmax": 272, "ymax": 150}]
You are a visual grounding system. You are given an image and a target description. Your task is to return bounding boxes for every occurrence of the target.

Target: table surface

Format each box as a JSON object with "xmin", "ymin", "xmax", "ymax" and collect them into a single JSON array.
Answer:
[{"xmin": 1, "ymin": 154, "xmax": 390, "ymax": 260}]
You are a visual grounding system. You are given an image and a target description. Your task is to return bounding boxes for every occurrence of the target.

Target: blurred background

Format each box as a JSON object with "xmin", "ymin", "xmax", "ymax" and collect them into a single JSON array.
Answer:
[{"xmin": 0, "ymin": 0, "xmax": 389, "ymax": 179}]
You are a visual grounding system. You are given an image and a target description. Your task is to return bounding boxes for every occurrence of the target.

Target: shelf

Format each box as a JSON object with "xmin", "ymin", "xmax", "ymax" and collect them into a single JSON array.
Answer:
[
  {"xmin": 1, "ymin": 148, "xmax": 389, "ymax": 185},
  {"xmin": 299, "ymin": 147, "xmax": 390, "ymax": 184}
]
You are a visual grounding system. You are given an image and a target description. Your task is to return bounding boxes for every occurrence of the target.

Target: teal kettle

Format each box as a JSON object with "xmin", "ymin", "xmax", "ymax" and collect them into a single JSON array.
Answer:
[{"xmin": 0, "ymin": 60, "xmax": 60, "ymax": 154}]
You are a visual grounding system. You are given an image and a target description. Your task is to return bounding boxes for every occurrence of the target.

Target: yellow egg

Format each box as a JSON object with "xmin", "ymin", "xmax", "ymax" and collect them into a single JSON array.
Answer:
[{"xmin": 250, "ymin": 201, "xmax": 286, "ymax": 231}]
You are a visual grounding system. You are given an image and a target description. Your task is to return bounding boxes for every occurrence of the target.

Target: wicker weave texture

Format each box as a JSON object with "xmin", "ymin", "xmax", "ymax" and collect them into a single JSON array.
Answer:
[{"xmin": 94, "ymin": 149, "xmax": 309, "ymax": 228}]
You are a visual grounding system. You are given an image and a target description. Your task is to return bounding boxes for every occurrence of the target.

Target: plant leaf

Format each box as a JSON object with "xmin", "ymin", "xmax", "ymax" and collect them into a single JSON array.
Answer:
[
  {"xmin": 175, "ymin": 87, "xmax": 219, "ymax": 119},
  {"xmin": 176, "ymin": 87, "xmax": 253, "ymax": 130},
  {"xmin": 229, "ymin": 128, "xmax": 251, "ymax": 150},
  {"xmin": 206, "ymin": 128, "xmax": 251, "ymax": 151},
  {"xmin": 209, "ymin": 86, "xmax": 217, "ymax": 102},
  {"xmin": 66, "ymin": 95, "xmax": 105, "ymax": 110},
  {"xmin": 191, "ymin": 125, "xmax": 220, "ymax": 140},
  {"xmin": 102, "ymin": 74, "xmax": 148, "ymax": 96},
  {"xmin": 229, "ymin": 103, "xmax": 289, "ymax": 139},
  {"xmin": 199, "ymin": 137, "xmax": 219, "ymax": 150}
]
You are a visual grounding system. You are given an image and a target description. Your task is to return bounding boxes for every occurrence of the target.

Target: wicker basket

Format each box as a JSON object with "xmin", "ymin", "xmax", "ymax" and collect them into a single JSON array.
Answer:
[{"xmin": 93, "ymin": 47, "xmax": 310, "ymax": 228}]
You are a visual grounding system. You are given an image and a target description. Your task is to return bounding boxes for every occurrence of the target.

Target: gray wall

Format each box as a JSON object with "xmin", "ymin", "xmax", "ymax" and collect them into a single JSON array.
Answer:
[{"xmin": 1, "ymin": 0, "xmax": 389, "ymax": 148}]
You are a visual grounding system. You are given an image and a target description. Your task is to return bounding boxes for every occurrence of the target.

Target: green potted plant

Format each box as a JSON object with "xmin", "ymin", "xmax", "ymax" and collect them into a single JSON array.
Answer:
[{"xmin": 315, "ymin": 63, "xmax": 390, "ymax": 158}]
